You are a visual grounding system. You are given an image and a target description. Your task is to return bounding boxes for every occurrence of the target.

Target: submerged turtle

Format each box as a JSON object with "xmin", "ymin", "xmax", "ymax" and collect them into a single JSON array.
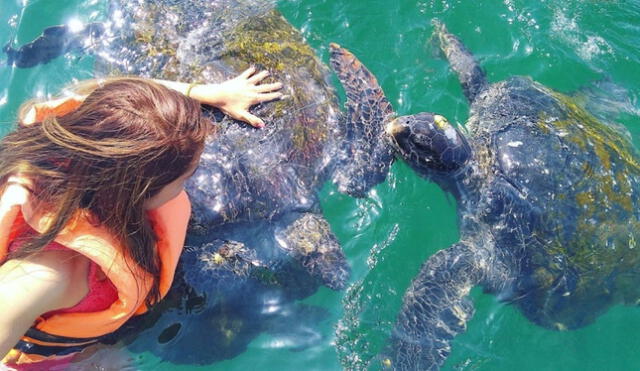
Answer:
[
  {"xmin": 5, "ymin": 0, "xmax": 394, "ymax": 365},
  {"xmin": 331, "ymin": 21, "xmax": 640, "ymax": 370}
]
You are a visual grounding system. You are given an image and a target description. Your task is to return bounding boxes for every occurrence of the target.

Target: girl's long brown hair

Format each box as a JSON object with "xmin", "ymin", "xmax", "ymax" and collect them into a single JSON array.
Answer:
[{"xmin": 0, "ymin": 78, "xmax": 213, "ymax": 305}]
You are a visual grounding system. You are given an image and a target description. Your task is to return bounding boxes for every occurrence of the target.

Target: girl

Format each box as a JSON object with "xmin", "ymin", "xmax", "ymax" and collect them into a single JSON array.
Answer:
[{"xmin": 0, "ymin": 68, "xmax": 283, "ymax": 369}]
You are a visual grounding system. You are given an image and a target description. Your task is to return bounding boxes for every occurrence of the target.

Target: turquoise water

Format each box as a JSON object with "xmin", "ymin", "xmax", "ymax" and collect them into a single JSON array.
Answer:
[{"xmin": 1, "ymin": 0, "xmax": 640, "ymax": 370}]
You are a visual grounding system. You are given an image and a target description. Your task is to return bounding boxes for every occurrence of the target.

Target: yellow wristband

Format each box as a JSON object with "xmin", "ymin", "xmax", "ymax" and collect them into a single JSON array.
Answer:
[{"xmin": 186, "ymin": 82, "xmax": 198, "ymax": 97}]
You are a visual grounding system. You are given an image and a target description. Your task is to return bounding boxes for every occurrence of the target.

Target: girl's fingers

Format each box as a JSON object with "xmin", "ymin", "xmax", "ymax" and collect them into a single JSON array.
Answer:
[
  {"xmin": 256, "ymin": 92, "xmax": 284, "ymax": 103},
  {"xmin": 239, "ymin": 66, "xmax": 256, "ymax": 79},
  {"xmin": 248, "ymin": 70, "xmax": 269, "ymax": 83},
  {"xmin": 241, "ymin": 112, "xmax": 265, "ymax": 128},
  {"xmin": 256, "ymin": 82, "xmax": 283, "ymax": 93}
]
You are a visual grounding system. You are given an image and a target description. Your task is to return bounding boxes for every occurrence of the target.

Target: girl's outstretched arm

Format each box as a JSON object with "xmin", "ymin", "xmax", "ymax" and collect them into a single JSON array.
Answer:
[
  {"xmin": 155, "ymin": 67, "xmax": 284, "ymax": 128},
  {"xmin": 21, "ymin": 68, "xmax": 283, "ymax": 128},
  {"xmin": 0, "ymin": 249, "xmax": 89, "ymax": 361}
]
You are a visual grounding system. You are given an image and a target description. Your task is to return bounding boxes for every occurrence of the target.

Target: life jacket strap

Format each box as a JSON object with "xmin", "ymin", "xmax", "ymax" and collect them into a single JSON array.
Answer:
[
  {"xmin": 13, "ymin": 340, "xmax": 90, "ymax": 357},
  {"xmin": 14, "ymin": 327, "xmax": 107, "ymax": 357},
  {"xmin": 25, "ymin": 327, "xmax": 104, "ymax": 344}
]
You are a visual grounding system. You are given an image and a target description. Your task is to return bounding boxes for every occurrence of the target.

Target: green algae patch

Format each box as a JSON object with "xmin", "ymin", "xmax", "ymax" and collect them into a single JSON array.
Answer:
[
  {"xmin": 221, "ymin": 10, "xmax": 336, "ymax": 162},
  {"xmin": 549, "ymin": 91, "xmax": 640, "ymax": 171}
]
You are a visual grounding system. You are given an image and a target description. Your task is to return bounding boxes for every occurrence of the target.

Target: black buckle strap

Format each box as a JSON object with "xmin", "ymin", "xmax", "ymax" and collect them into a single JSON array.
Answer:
[
  {"xmin": 14, "ymin": 340, "xmax": 91, "ymax": 357},
  {"xmin": 24, "ymin": 327, "xmax": 104, "ymax": 345},
  {"xmin": 15, "ymin": 327, "xmax": 109, "ymax": 357}
]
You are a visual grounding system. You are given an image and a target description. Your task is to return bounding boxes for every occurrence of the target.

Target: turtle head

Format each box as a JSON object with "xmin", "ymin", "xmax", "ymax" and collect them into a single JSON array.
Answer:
[{"xmin": 386, "ymin": 113, "xmax": 471, "ymax": 177}]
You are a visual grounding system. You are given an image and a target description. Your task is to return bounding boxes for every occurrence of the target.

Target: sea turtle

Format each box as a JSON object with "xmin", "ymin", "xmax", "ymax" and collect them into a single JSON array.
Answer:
[
  {"xmin": 4, "ymin": 0, "xmax": 394, "ymax": 365},
  {"xmin": 331, "ymin": 21, "xmax": 640, "ymax": 370}
]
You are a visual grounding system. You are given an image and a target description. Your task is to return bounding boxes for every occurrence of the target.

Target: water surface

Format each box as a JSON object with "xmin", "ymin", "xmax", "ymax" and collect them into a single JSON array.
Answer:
[{"xmin": 1, "ymin": 0, "xmax": 639, "ymax": 370}]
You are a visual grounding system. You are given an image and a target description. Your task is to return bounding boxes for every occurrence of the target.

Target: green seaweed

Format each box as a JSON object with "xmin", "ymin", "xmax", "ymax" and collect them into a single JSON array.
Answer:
[{"xmin": 221, "ymin": 10, "xmax": 334, "ymax": 161}]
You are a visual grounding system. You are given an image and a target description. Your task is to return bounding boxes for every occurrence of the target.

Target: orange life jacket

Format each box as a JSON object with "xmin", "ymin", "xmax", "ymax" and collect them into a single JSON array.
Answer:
[
  {"xmin": 1, "ymin": 96, "xmax": 192, "ymax": 365},
  {"xmin": 0, "ymin": 179, "xmax": 190, "ymax": 365}
]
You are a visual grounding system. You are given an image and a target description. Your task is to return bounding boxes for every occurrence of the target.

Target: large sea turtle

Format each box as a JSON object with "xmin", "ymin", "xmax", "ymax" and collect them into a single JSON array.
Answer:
[
  {"xmin": 331, "ymin": 21, "xmax": 640, "ymax": 370},
  {"xmin": 4, "ymin": 0, "xmax": 395, "ymax": 365}
]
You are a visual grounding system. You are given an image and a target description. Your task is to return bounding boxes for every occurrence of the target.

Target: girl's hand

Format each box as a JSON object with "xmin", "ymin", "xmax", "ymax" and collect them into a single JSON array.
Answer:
[{"xmin": 192, "ymin": 67, "xmax": 284, "ymax": 128}]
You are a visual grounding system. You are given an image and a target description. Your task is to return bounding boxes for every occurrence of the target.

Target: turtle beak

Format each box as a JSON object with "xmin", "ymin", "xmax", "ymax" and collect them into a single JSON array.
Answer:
[{"xmin": 385, "ymin": 118, "xmax": 407, "ymax": 137}]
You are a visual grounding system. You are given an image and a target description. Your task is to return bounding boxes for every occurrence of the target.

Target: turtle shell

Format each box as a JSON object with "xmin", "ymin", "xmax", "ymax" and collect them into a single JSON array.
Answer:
[
  {"xmin": 98, "ymin": 0, "xmax": 341, "ymax": 226},
  {"xmin": 467, "ymin": 76, "xmax": 640, "ymax": 328}
]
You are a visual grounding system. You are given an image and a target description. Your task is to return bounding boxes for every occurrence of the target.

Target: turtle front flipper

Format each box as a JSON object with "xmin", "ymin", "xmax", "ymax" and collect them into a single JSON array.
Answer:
[
  {"xmin": 383, "ymin": 243, "xmax": 488, "ymax": 370},
  {"xmin": 329, "ymin": 44, "xmax": 396, "ymax": 197},
  {"xmin": 275, "ymin": 212, "xmax": 350, "ymax": 290},
  {"xmin": 4, "ymin": 23, "xmax": 105, "ymax": 68},
  {"xmin": 433, "ymin": 20, "xmax": 488, "ymax": 102}
]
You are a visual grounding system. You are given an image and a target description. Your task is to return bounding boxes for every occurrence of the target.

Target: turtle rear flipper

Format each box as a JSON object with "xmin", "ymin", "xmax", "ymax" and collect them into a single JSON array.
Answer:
[
  {"xmin": 433, "ymin": 20, "xmax": 488, "ymax": 102},
  {"xmin": 4, "ymin": 23, "xmax": 105, "ymax": 68},
  {"xmin": 275, "ymin": 212, "xmax": 350, "ymax": 290},
  {"xmin": 384, "ymin": 243, "xmax": 488, "ymax": 370},
  {"xmin": 329, "ymin": 44, "xmax": 396, "ymax": 198}
]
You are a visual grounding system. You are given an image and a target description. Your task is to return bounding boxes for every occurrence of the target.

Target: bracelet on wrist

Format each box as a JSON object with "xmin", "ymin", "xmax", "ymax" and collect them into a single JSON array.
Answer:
[{"xmin": 186, "ymin": 82, "xmax": 198, "ymax": 97}]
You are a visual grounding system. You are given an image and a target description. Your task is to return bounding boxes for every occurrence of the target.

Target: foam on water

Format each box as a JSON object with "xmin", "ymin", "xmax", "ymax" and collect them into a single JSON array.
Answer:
[{"xmin": 551, "ymin": 9, "xmax": 613, "ymax": 63}]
